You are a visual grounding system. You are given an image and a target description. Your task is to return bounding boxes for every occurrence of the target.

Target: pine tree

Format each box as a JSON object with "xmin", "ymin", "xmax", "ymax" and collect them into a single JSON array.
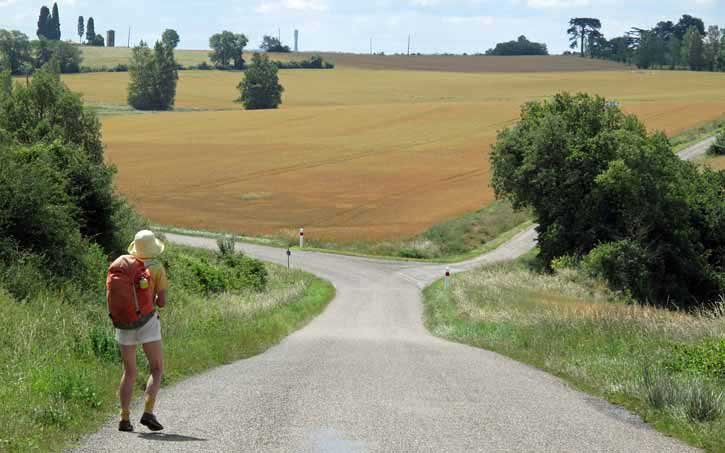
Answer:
[
  {"xmin": 77, "ymin": 16, "xmax": 84, "ymax": 44},
  {"xmin": 50, "ymin": 3, "xmax": 61, "ymax": 40},
  {"xmin": 86, "ymin": 17, "xmax": 95, "ymax": 44},
  {"xmin": 37, "ymin": 6, "xmax": 51, "ymax": 39}
]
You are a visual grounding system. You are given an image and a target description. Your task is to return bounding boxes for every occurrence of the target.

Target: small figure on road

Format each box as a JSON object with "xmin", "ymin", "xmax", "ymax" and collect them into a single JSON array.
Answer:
[{"xmin": 106, "ymin": 230, "xmax": 169, "ymax": 433}]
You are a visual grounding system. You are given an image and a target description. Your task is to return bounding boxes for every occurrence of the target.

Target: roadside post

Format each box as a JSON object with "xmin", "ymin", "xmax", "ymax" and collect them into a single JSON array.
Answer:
[
  {"xmin": 287, "ymin": 248, "xmax": 291, "ymax": 269},
  {"xmin": 444, "ymin": 267, "xmax": 451, "ymax": 290},
  {"xmin": 299, "ymin": 228, "xmax": 304, "ymax": 248}
]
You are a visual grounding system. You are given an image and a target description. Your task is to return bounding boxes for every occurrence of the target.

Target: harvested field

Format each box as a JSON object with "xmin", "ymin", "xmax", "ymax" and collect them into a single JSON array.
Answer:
[
  {"xmin": 97, "ymin": 68, "xmax": 725, "ymax": 240},
  {"xmin": 65, "ymin": 68, "xmax": 725, "ymax": 113},
  {"xmin": 80, "ymin": 47, "xmax": 627, "ymax": 72},
  {"xmin": 293, "ymin": 53, "xmax": 629, "ymax": 72}
]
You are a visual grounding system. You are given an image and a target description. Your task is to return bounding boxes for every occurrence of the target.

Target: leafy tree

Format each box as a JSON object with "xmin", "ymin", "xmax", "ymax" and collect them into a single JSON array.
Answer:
[
  {"xmin": 37, "ymin": 6, "xmax": 51, "ymax": 40},
  {"xmin": 586, "ymin": 30, "xmax": 610, "ymax": 59},
  {"xmin": 238, "ymin": 53, "xmax": 283, "ymax": 110},
  {"xmin": 32, "ymin": 39, "xmax": 82, "ymax": 73},
  {"xmin": 674, "ymin": 14, "xmax": 705, "ymax": 40},
  {"xmin": 704, "ymin": 26, "xmax": 722, "ymax": 71},
  {"xmin": 490, "ymin": 92, "xmax": 724, "ymax": 307},
  {"xmin": 162, "ymin": 29, "xmax": 180, "ymax": 50},
  {"xmin": 684, "ymin": 26, "xmax": 706, "ymax": 70},
  {"xmin": 719, "ymin": 35, "xmax": 725, "ymax": 71},
  {"xmin": 607, "ymin": 36, "xmax": 635, "ymax": 63},
  {"xmin": 0, "ymin": 65, "xmax": 114, "ymax": 251},
  {"xmin": 0, "ymin": 64, "xmax": 144, "ymax": 270},
  {"xmin": 568, "ymin": 18, "xmax": 601, "ymax": 56},
  {"xmin": 49, "ymin": 3, "xmax": 61, "ymax": 41},
  {"xmin": 485, "ymin": 35, "xmax": 548, "ymax": 56},
  {"xmin": 127, "ymin": 39, "xmax": 178, "ymax": 111},
  {"xmin": 0, "ymin": 30, "xmax": 32, "ymax": 75},
  {"xmin": 0, "ymin": 64, "xmax": 104, "ymax": 164},
  {"xmin": 653, "ymin": 21, "xmax": 676, "ymax": 41},
  {"xmin": 636, "ymin": 31, "xmax": 665, "ymax": 68},
  {"xmin": 77, "ymin": 16, "xmax": 84, "ymax": 44},
  {"xmin": 666, "ymin": 36, "xmax": 682, "ymax": 68},
  {"xmin": 260, "ymin": 35, "xmax": 291, "ymax": 53},
  {"xmin": 89, "ymin": 34, "xmax": 105, "ymax": 47},
  {"xmin": 209, "ymin": 31, "xmax": 248, "ymax": 69},
  {"xmin": 86, "ymin": 17, "xmax": 95, "ymax": 44}
]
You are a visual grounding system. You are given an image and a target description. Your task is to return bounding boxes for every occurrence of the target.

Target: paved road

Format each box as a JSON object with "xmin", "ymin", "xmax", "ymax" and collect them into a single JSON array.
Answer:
[
  {"xmin": 72, "ymin": 138, "xmax": 712, "ymax": 453},
  {"xmin": 677, "ymin": 136, "xmax": 715, "ymax": 161}
]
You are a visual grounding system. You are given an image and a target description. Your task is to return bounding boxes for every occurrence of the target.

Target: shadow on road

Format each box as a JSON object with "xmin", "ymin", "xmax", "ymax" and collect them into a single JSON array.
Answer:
[{"xmin": 138, "ymin": 433, "xmax": 207, "ymax": 442}]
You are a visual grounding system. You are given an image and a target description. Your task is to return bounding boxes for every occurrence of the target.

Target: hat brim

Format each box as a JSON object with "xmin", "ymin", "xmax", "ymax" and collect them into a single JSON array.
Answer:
[{"xmin": 128, "ymin": 238, "xmax": 165, "ymax": 259}]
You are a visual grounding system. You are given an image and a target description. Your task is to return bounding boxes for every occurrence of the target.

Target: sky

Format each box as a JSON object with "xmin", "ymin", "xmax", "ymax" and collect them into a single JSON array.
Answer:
[{"xmin": 1, "ymin": 0, "xmax": 723, "ymax": 54}]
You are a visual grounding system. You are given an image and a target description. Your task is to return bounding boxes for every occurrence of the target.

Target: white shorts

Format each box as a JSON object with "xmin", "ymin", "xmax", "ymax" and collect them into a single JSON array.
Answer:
[{"xmin": 116, "ymin": 312, "xmax": 162, "ymax": 346}]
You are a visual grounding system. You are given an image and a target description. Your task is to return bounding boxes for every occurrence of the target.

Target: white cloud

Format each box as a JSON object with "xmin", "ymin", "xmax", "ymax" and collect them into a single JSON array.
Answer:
[
  {"xmin": 0, "ymin": 0, "xmax": 17, "ymax": 7},
  {"xmin": 523, "ymin": 0, "xmax": 591, "ymax": 7},
  {"xmin": 445, "ymin": 15, "xmax": 495, "ymax": 25},
  {"xmin": 255, "ymin": 0, "xmax": 328, "ymax": 14}
]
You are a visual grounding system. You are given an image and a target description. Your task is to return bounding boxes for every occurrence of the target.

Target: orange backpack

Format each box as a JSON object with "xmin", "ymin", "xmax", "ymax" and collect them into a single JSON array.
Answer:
[{"xmin": 106, "ymin": 255, "xmax": 155, "ymax": 330}]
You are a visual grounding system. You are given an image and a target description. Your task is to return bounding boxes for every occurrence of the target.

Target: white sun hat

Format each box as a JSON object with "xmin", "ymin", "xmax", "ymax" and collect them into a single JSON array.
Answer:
[{"xmin": 128, "ymin": 230, "xmax": 165, "ymax": 259}]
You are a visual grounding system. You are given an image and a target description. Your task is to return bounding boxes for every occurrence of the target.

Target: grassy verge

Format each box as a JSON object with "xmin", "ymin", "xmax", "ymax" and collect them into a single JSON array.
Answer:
[
  {"xmin": 424, "ymin": 257, "xmax": 725, "ymax": 452},
  {"xmin": 0, "ymin": 245, "xmax": 334, "ymax": 453},
  {"xmin": 157, "ymin": 201, "xmax": 532, "ymax": 263},
  {"xmin": 671, "ymin": 116, "xmax": 725, "ymax": 152}
]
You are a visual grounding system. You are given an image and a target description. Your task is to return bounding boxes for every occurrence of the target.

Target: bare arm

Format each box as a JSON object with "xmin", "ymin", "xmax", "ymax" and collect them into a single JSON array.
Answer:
[{"xmin": 155, "ymin": 290, "xmax": 166, "ymax": 308}]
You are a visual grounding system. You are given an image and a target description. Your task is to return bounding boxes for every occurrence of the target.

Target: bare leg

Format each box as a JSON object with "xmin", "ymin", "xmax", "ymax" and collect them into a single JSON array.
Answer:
[
  {"xmin": 141, "ymin": 340, "xmax": 164, "ymax": 413},
  {"xmin": 119, "ymin": 345, "xmax": 137, "ymax": 418}
]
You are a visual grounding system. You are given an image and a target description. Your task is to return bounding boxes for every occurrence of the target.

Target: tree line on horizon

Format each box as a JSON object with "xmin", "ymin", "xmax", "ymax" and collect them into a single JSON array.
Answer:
[{"xmin": 567, "ymin": 15, "xmax": 725, "ymax": 71}]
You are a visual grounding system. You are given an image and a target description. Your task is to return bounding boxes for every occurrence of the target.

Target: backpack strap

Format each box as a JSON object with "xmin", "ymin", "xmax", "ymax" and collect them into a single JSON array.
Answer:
[{"xmin": 131, "ymin": 280, "xmax": 141, "ymax": 316}]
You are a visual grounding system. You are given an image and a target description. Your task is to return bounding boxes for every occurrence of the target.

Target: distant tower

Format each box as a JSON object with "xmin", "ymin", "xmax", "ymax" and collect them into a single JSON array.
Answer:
[
  {"xmin": 107, "ymin": 30, "xmax": 116, "ymax": 47},
  {"xmin": 294, "ymin": 29, "xmax": 299, "ymax": 52}
]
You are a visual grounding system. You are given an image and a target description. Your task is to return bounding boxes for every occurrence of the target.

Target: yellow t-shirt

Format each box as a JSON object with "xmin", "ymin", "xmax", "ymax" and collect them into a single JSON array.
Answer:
[{"xmin": 140, "ymin": 258, "xmax": 169, "ymax": 296}]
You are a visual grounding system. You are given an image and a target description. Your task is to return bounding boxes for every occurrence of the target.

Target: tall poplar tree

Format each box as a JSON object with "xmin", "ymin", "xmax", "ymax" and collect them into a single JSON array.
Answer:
[{"xmin": 77, "ymin": 16, "xmax": 85, "ymax": 44}]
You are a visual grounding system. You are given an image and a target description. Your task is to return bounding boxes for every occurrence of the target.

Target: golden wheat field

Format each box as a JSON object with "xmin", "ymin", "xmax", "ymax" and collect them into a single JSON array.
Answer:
[{"xmin": 59, "ymin": 65, "xmax": 725, "ymax": 240}]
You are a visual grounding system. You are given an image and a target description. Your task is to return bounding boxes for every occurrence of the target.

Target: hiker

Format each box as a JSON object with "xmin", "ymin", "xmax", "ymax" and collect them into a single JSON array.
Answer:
[{"xmin": 107, "ymin": 230, "xmax": 169, "ymax": 433}]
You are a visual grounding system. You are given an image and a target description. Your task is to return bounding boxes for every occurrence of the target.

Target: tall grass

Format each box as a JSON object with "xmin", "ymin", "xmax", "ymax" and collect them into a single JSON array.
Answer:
[
  {"xmin": 0, "ymin": 245, "xmax": 334, "ymax": 453},
  {"xmin": 424, "ymin": 258, "xmax": 725, "ymax": 451}
]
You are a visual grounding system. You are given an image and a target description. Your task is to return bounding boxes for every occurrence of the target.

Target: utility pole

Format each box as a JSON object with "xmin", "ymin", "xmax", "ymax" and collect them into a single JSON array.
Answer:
[
  {"xmin": 278, "ymin": 27, "xmax": 281, "ymax": 42},
  {"xmin": 407, "ymin": 34, "xmax": 411, "ymax": 56},
  {"xmin": 370, "ymin": 37, "xmax": 373, "ymax": 55},
  {"xmin": 127, "ymin": 26, "xmax": 131, "ymax": 47}
]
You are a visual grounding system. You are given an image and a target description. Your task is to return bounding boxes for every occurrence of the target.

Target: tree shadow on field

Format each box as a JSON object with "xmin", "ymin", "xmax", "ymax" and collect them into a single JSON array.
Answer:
[{"xmin": 138, "ymin": 432, "xmax": 208, "ymax": 442}]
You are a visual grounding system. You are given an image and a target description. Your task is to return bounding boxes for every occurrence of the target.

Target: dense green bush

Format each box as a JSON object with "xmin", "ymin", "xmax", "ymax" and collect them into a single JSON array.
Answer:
[
  {"xmin": 162, "ymin": 245, "xmax": 268, "ymax": 295},
  {"xmin": 275, "ymin": 55, "xmax": 334, "ymax": 69},
  {"xmin": 709, "ymin": 129, "xmax": 725, "ymax": 156},
  {"xmin": 491, "ymin": 92, "xmax": 725, "ymax": 307},
  {"xmin": 583, "ymin": 240, "xmax": 652, "ymax": 300}
]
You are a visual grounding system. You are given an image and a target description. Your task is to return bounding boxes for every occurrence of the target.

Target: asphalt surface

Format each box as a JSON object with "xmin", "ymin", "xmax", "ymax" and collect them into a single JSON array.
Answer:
[
  {"xmin": 677, "ymin": 136, "xmax": 715, "ymax": 161},
  {"xmin": 70, "ymin": 138, "xmax": 713, "ymax": 453}
]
